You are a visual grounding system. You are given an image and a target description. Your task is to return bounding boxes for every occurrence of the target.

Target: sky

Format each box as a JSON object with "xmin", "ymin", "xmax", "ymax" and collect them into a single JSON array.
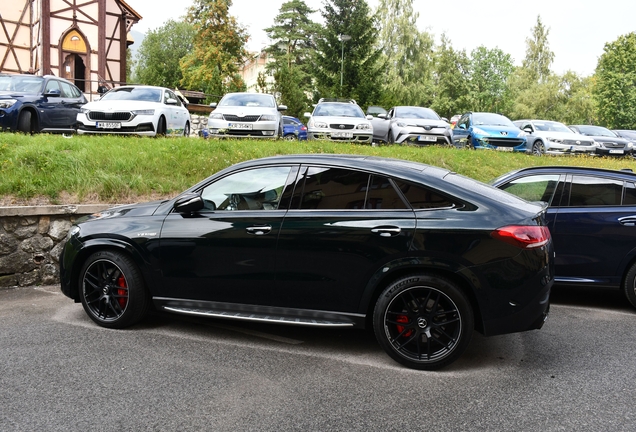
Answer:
[{"xmin": 128, "ymin": 0, "xmax": 636, "ymax": 77}]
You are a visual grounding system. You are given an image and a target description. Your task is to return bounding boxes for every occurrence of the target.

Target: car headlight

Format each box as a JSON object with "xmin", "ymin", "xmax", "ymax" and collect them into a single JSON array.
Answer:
[
  {"xmin": 79, "ymin": 107, "xmax": 89, "ymax": 114},
  {"xmin": 309, "ymin": 120, "xmax": 328, "ymax": 128},
  {"xmin": 65, "ymin": 225, "xmax": 80, "ymax": 241},
  {"xmin": 0, "ymin": 99, "xmax": 17, "ymax": 109},
  {"xmin": 517, "ymin": 130, "xmax": 527, "ymax": 137},
  {"xmin": 472, "ymin": 127, "xmax": 486, "ymax": 135},
  {"xmin": 209, "ymin": 113, "xmax": 224, "ymax": 120},
  {"xmin": 545, "ymin": 137, "xmax": 563, "ymax": 144},
  {"xmin": 131, "ymin": 109, "xmax": 155, "ymax": 116},
  {"xmin": 355, "ymin": 123, "xmax": 371, "ymax": 130},
  {"xmin": 396, "ymin": 121, "xmax": 407, "ymax": 128},
  {"xmin": 259, "ymin": 114, "xmax": 277, "ymax": 121}
]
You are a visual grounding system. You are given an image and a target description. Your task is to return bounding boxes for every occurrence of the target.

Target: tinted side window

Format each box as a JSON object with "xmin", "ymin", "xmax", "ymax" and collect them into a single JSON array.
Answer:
[
  {"xmin": 394, "ymin": 180, "xmax": 455, "ymax": 209},
  {"xmin": 567, "ymin": 175, "xmax": 623, "ymax": 206},
  {"xmin": 624, "ymin": 182, "xmax": 636, "ymax": 205},
  {"xmin": 366, "ymin": 176, "xmax": 408, "ymax": 209},
  {"xmin": 298, "ymin": 167, "xmax": 370, "ymax": 210},
  {"xmin": 498, "ymin": 174, "xmax": 561, "ymax": 204}
]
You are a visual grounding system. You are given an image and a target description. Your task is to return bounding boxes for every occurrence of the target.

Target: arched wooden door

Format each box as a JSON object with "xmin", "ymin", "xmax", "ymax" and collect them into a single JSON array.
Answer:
[{"xmin": 60, "ymin": 29, "xmax": 89, "ymax": 92}]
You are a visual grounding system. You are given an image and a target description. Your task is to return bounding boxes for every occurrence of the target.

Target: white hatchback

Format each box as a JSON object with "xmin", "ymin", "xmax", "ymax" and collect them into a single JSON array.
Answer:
[{"xmin": 77, "ymin": 86, "xmax": 191, "ymax": 137}]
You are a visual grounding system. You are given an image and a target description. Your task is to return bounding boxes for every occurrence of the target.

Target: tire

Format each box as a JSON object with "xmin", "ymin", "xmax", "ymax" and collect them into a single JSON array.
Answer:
[
  {"xmin": 465, "ymin": 135, "xmax": 474, "ymax": 149},
  {"xmin": 283, "ymin": 133, "xmax": 297, "ymax": 141},
  {"xmin": 623, "ymin": 262, "xmax": 636, "ymax": 309},
  {"xmin": 532, "ymin": 141, "xmax": 545, "ymax": 156},
  {"xmin": 373, "ymin": 274, "xmax": 474, "ymax": 370},
  {"xmin": 183, "ymin": 121, "xmax": 190, "ymax": 137},
  {"xmin": 17, "ymin": 110, "xmax": 32, "ymax": 133},
  {"xmin": 79, "ymin": 250, "xmax": 149, "ymax": 329},
  {"xmin": 388, "ymin": 130, "xmax": 395, "ymax": 145},
  {"xmin": 156, "ymin": 116, "xmax": 167, "ymax": 136}
]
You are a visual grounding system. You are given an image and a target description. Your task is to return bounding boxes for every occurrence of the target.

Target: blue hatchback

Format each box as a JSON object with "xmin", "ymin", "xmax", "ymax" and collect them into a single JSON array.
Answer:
[
  {"xmin": 452, "ymin": 112, "xmax": 527, "ymax": 152},
  {"xmin": 492, "ymin": 166, "xmax": 636, "ymax": 309},
  {"xmin": 282, "ymin": 115, "xmax": 307, "ymax": 141},
  {"xmin": 0, "ymin": 74, "xmax": 86, "ymax": 133}
]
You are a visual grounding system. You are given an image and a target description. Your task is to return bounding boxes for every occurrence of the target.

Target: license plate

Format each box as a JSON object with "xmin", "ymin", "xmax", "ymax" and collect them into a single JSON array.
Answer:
[
  {"xmin": 418, "ymin": 135, "xmax": 437, "ymax": 142},
  {"xmin": 495, "ymin": 147, "xmax": 513, "ymax": 152},
  {"xmin": 229, "ymin": 123, "xmax": 252, "ymax": 130},
  {"xmin": 332, "ymin": 131, "xmax": 353, "ymax": 138},
  {"xmin": 96, "ymin": 122, "xmax": 121, "ymax": 129},
  {"xmin": 609, "ymin": 149, "xmax": 624, "ymax": 154}
]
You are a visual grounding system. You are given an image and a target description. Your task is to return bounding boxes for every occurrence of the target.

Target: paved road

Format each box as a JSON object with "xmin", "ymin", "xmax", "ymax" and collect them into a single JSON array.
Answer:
[{"xmin": 1, "ymin": 285, "xmax": 635, "ymax": 431}]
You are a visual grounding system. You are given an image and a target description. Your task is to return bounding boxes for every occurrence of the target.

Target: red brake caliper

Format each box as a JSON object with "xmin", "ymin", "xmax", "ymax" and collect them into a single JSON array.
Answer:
[
  {"xmin": 396, "ymin": 315, "xmax": 413, "ymax": 337},
  {"xmin": 116, "ymin": 275, "xmax": 128, "ymax": 309}
]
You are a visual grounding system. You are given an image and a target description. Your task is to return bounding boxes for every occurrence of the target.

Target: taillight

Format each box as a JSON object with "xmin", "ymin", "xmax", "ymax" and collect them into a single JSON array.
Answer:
[{"xmin": 492, "ymin": 225, "xmax": 550, "ymax": 249}]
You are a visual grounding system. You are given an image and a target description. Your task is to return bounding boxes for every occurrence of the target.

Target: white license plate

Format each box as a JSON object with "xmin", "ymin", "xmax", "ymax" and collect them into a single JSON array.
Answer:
[
  {"xmin": 418, "ymin": 135, "xmax": 437, "ymax": 142},
  {"xmin": 495, "ymin": 147, "xmax": 513, "ymax": 152},
  {"xmin": 609, "ymin": 149, "xmax": 624, "ymax": 154},
  {"xmin": 96, "ymin": 122, "xmax": 121, "ymax": 129},
  {"xmin": 229, "ymin": 123, "xmax": 252, "ymax": 130},
  {"xmin": 332, "ymin": 131, "xmax": 353, "ymax": 138}
]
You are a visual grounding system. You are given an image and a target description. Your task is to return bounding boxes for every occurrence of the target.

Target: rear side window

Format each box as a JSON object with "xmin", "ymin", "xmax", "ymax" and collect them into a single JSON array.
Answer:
[
  {"xmin": 498, "ymin": 174, "xmax": 561, "ymax": 204},
  {"xmin": 566, "ymin": 175, "xmax": 623, "ymax": 206},
  {"xmin": 393, "ymin": 180, "xmax": 455, "ymax": 209},
  {"xmin": 624, "ymin": 182, "xmax": 636, "ymax": 205}
]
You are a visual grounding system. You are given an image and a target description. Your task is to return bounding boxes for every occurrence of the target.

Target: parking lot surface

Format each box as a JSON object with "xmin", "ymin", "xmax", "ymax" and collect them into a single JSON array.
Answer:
[{"xmin": 1, "ymin": 285, "xmax": 634, "ymax": 431}]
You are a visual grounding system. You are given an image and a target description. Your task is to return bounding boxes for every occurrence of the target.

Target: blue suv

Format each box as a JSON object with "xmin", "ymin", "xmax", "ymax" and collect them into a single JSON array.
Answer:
[
  {"xmin": 452, "ymin": 112, "xmax": 527, "ymax": 152},
  {"xmin": 0, "ymin": 74, "xmax": 86, "ymax": 133}
]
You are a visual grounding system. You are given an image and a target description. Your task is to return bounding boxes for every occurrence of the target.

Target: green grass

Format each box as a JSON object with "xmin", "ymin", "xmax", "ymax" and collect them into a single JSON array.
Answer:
[{"xmin": 1, "ymin": 133, "xmax": 635, "ymax": 204}]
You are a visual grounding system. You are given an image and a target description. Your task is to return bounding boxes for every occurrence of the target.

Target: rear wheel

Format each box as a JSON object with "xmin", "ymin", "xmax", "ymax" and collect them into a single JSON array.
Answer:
[
  {"xmin": 79, "ymin": 250, "xmax": 149, "ymax": 329},
  {"xmin": 283, "ymin": 133, "xmax": 297, "ymax": 141},
  {"xmin": 623, "ymin": 262, "xmax": 636, "ymax": 309},
  {"xmin": 17, "ymin": 110, "xmax": 33, "ymax": 133},
  {"xmin": 373, "ymin": 274, "xmax": 474, "ymax": 370}
]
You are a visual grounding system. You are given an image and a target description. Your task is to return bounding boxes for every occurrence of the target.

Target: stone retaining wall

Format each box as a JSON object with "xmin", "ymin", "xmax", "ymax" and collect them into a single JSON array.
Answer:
[
  {"xmin": 0, "ymin": 205, "xmax": 110, "ymax": 289},
  {"xmin": 189, "ymin": 114, "xmax": 209, "ymax": 137}
]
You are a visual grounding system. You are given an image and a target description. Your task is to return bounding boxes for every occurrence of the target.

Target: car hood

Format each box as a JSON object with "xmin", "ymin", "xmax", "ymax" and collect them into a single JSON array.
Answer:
[
  {"xmin": 533, "ymin": 131, "xmax": 593, "ymax": 141},
  {"xmin": 582, "ymin": 135, "xmax": 629, "ymax": 144},
  {"xmin": 212, "ymin": 106, "xmax": 279, "ymax": 115},
  {"xmin": 82, "ymin": 100, "xmax": 162, "ymax": 111},
  {"xmin": 79, "ymin": 200, "xmax": 166, "ymax": 223},
  {"xmin": 473, "ymin": 125, "xmax": 524, "ymax": 137},
  {"xmin": 0, "ymin": 91, "xmax": 30, "ymax": 98}
]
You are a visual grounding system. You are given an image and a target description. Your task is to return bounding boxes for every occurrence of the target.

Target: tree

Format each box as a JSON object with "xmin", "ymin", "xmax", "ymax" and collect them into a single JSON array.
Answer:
[
  {"xmin": 133, "ymin": 20, "xmax": 195, "ymax": 88},
  {"xmin": 375, "ymin": 0, "xmax": 435, "ymax": 108},
  {"xmin": 521, "ymin": 15, "xmax": 554, "ymax": 84},
  {"xmin": 468, "ymin": 46, "xmax": 514, "ymax": 113},
  {"xmin": 311, "ymin": 0, "xmax": 383, "ymax": 108},
  {"xmin": 264, "ymin": 0, "xmax": 320, "ymax": 118},
  {"xmin": 594, "ymin": 32, "xmax": 636, "ymax": 129},
  {"xmin": 180, "ymin": 0, "xmax": 249, "ymax": 97},
  {"xmin": 430, "ymin": 34, "xmax": 471, "ymax": 120}
]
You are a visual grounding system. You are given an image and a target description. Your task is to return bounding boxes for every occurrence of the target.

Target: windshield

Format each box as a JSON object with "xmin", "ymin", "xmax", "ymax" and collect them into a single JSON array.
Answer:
[
  {"xmin": 219, "ymin": 93, "xmax": 276, "ymax": 108},
  {"xmin": 394, "ymin": 107, "xmax": 440, "ymax": 120},
  {"xmin": 533, "ymin": 121, "xmax": 572, "ymax": 133},
  {"xmin": 101, "ymin": 87, "xmax": 162, "ymax": 102},
  {"xmin": 313, "ymin": 103, "xmax": 365, "ymax": 118},
  {"xmin": 0, "ymin": 75, "xmax": 44, "ymax": 93},
  {"xmin": 576, "ymin": 125, "xmax": 616, "ymax": 137},
  {"xmin": 473, "ymin": 113, "xmax": 514, "ymax": 127}
]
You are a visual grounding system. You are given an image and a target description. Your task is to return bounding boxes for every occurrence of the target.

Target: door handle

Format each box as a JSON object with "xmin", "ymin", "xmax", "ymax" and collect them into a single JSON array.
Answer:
[
  {"xmin": 371, "ymin": 226, "xmax": 401, "ymax": 237},
  {"xmin": 246, "ymin": 225, "xmax": 272, "ymax": 235},
  {"xmin": 618, "ymin": 216, "xmax": 636, "ymax": 226}
]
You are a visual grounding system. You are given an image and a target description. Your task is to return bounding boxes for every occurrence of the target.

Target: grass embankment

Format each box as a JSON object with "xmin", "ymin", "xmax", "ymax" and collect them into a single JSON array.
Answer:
[{"xmin": 1, "ymin": 133, "xmax": 635, "ymax": 205}]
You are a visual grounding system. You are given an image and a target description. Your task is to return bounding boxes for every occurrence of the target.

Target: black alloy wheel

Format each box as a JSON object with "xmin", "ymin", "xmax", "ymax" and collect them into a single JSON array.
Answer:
[
  {"xmin": 623, "ymin": 262, "xmax": 636, "ymax": 309},
  {"xmin": 79, "ymin": 250, "xmax": 149, "ymax": 328},
  {"xmin": 373, "ymin": 274, "xmax": 474, "ymax": 370},
  {"xmin": 532, "ymin": 141, "xmax": 545, "ymax": 156}
]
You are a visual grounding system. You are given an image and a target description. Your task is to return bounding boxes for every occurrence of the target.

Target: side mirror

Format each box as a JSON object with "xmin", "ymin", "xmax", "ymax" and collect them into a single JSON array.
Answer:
[
  {"xmin": 365, "ymin": 115, "xmax": 374, "ymax": 120},
  {"xmin": 303, "ymin": 112, "xmax": 311, "ymax": 118},
  {"xmin": 523, "ymin": 127, "xmax": 533, "ymax": 134},
  {"xmin": 458, "ymin": 124, "xmax": 466, "ymax": 130},
  {"xmin": 441, "ymin": 117, "xmax": 449, "ymax": 123},
  {"xmin": 210, "ymin": 102, "xmax": 218, "ymax": 108},
  {"xmin": 166, "ymin": 98, "xmax": 178, "ymax": 105},
  {"xmin": 45, "ymin": 89, "xmax": 61, "ymax": 97},
  {"xmin": 174, "ymin": 193, "xmax": 204, "ymax": 214},
  {"xmin": 278, "ymin": 105, "xmax": 288, "ymax": 111},
  {"xmin": 377, "ymin": 113, "xmax": 387, "ymax": 119}
]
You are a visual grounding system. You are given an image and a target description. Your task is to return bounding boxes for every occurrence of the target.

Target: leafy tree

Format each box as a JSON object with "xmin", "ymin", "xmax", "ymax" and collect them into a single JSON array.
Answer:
[
  {"xmin": 430, "ymin": 34, "xmax": 471, "ymax": 120},
  {"xmin": 468, "ymin": 46, "xmax": 514, "ymax": 113},
  {"xmin": 521, "ymin": 15, "xmax": 554, "ymax": 84},
  {"xmin": 375, "ymin": 0, "xmax": 435, "ymax": 108},
  {"xmin": 311, "ymin": 0, "xmax": 383, "ymax": 108},
  {"xmin": 133, "ymin": 20, "xmax": 195, "ymax": 88},
  {"xmin": 594, "ymin": 32, "xmax": 636, "ymax": 129},
  {"xmin": 264, "ymin": 0, "xmax": 320, "ymax": 118},
  {"xmin": 180, "ymin": 0, "xmax": 249, "ymax": 97}
]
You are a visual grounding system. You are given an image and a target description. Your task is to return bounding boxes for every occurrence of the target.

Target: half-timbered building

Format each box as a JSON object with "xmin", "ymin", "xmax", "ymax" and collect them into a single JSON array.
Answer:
[{"xmin": 0, "ymin": 0, "xmax": 141, "ymax": 94}]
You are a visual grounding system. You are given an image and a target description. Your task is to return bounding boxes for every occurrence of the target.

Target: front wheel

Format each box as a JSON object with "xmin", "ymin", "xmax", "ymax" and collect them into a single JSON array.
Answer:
[
  {"xmin": 623, "ymin": 262, "xmax": 636, "ymax": 309},
  {"xmin": 79, "ymin": 250, "xmax": 149, "ymax": 328},
  {"xmin": 532, "ymin": 141, "xmax": 545, "ymax": 156},
  {"xmin": 373, "ymin": 274, "xmax": 474, "ymax": 370},
  {"xmin": 156, "ymin": 116, "xmax": 167, "ymax": 136},
  {"xmin": 18, "ymin": 110, "xmax": 33, "ymax": 133},
  {"xmin": 183, "ymin": 121, "xmax": 190, "ymax": 137}
]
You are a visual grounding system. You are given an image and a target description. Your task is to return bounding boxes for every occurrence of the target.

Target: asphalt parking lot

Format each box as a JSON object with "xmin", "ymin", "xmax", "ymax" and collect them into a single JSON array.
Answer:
[{"xmin": 1, "ymin": 285, "xmax": 635, "ymax": 431}]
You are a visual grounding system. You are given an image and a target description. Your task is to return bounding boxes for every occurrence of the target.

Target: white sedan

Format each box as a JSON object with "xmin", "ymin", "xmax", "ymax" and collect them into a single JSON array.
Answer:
[{"xmin": 77, "ymin": 86, "xmax": 191, "ymax": 136}]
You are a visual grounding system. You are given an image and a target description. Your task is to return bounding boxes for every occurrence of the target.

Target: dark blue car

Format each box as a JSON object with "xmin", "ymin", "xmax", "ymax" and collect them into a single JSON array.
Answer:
[
  {"xmin": 492, "ymin": 166, "xmax": 636, "ymax": 309},
  {"xmin": 282, "ymin": 115, "xmax": 307, "ymax": 141},
  {"xmin": 0, "ymin": 74, "xmax": 86, "ymax": 133}
]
